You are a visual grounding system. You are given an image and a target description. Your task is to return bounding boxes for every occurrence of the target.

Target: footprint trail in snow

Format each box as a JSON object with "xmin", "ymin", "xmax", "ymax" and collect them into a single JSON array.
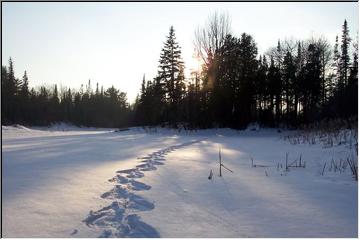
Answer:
[{"xmin": 82, "ymin": 140, "xmax": 202, "ymax": 237}]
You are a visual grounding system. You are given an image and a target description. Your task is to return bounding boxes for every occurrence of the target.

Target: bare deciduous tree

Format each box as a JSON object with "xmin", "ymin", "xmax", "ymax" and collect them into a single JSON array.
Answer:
[{"xmin": 194, "ymin": 12, "xmax": 231, "ymax": 64}]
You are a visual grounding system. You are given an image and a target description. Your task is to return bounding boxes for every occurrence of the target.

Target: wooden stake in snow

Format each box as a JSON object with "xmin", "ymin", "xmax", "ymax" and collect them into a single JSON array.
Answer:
[
  {"xmin": 208, "ymin": 169, "xmax": 213, "ymax": 180},
  {"xmin": 219, "ymin": 148, "xmax": 222, "ymax": 177},
  {"xmin": 219, "ymin": 148, "xmax": 233, "ymax": 177}
]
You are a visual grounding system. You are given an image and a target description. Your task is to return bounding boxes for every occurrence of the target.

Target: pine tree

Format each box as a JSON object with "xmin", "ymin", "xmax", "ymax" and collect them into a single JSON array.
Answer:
[
  {"xmin": 5, "ymin": 58, "xmax": 20, "ymax": 122},
  {"xmin": 19, "ymin": 71, "xmax": 30, "ymax": 122},
  {"xmin": 282, "ymin": 51, "xmax": 296, "ymax": 123},
  {"xmin": 141, "ymin": 74, "xmax": 146, "ymax": 99},
  {"xmin": 340, "ymin": 20, "xmax": 351, "ymax": 88},
  {"xmin": 267, "ymin": 56, "xmax": 280, "ymax": 124},
  {"xmin": 294, "ymin": 41, "xmax": 305, "ymax": 121},
  {"xmin": 53, "ymin": 84, "xmax": 59, "ymax": 104},
  {"xmin": 274, "ymin": 41, "xmax": 283, "ymax": 121},
  {"xmin": 2, "ymin": 65, "xmax": 9, "ymax": 123},
  {"xmin": 316, "ymin": 38, "xmax": 332, "ymax": 106},
  {"xmin": 332, "ymin": 35, "xmax": 341, "ymax": 82},
  {"xmin": 8, "ymin": 58, "xmax": 16, "ymax": 91},
  {"xmin": 347, "ymin": 36, "xmax": 358, "ymax": 116},
  {"xmin": 95, "ymin": 83, "xmax": 100, "ymax": 96},
  {"xmin": 255, "ymin": 54, "xmax": 267, "ymax": 118},
  {"xmin": 349, "ymin": 37, "xmax": 358, "ymax": 86},
  {"xmin": 157, "ymin": 26, "xmax": 186, "ymax": 124},
  {"xmin": 304, "ymin": 43, "xmax": 322, "ymax": 121},
  {"xmin": 49, "ymin": 84, "xmax": 60, "ymax": 122},
  {"xmin": 213, "ymin": 33, "xmax": 258, "ymax": 128}
]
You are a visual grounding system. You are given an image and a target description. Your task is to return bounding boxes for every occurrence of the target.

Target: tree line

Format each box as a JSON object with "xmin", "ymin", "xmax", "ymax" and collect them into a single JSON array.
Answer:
[
  {"xmin": 2, "ymin": 64, "xmax": 131, "ymax": 127},
  {"xmin": 2, "ymin": 13, "xmax": 357, "ymax": 129},
  {"xmin": 134, "ymin": 14, "xmax": 357, "ymax": 129}
]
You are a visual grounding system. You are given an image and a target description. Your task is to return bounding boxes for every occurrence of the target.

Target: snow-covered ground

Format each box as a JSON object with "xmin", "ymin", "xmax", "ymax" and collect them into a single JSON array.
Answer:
[{"xmin": 2, "ymin": 125, "xmax": 358, "ymax": 237}]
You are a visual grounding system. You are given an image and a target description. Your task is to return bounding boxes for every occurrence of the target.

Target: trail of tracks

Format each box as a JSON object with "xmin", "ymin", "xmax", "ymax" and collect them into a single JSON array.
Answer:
[{"xmin": 82, "ymin": 140, "xmax": 201, "ymax": 237}]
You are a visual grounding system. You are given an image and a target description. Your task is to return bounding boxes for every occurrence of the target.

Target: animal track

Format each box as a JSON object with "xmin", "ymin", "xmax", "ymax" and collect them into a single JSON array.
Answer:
[
  {"xmin": 84, "ymin": 201, "xmax": 125, "ymax": 227},
  {"xmin": 83, "ymin": 140, "xmax": 201, "ymax": 237},
  {"xmin": 127, "ymin": 180, "xmax": 151, "ymax": 191},
  {"xmin": 109, "ymin": 175, "xmax": 129, "ymax": 183}
]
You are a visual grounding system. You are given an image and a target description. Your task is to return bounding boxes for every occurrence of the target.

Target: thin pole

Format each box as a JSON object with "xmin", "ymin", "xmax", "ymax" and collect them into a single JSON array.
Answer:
[{"xmin": 219, "ymin": 148, "xmax": 222, "ymax": 177}]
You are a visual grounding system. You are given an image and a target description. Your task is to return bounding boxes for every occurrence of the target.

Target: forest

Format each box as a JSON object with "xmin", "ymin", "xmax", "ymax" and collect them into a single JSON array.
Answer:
[{"xmin": 1, "ymin": 13, "xmax": 358, "ymax": 129}]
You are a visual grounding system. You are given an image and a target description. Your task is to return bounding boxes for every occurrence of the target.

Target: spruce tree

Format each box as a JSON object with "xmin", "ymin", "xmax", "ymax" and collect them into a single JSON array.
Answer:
[
  {"xmin": 157, "ymin": 26, "xmax": 185, "ymax": 124},
  {"xmin": 340, "ymin": 20, "xmax": 351, "ymax": 88},
  {"xmin": 294, "ymin": 41, "xmax": 305, "ymax": 121},
  {"xmin": 19, "ymin": 71, "xmax": 30, "ymax": 122},
  {"xmin": 349, "ymin": 38, "xmax": 358, "ymax": 86},
  {"xmin": 20, "ymin": 71, "xmax": 29, "ymax": 97},
  {"xmin": 274, "ymin": 41, "xmax": 283, "ymax": 121},
  {"xmin": 6, "ymin": 58, "xmax": 19, "ymax": 122},
  {"xmin": 347, "ymin": 37, "xmax": 358, "ymax": 116},
  {"xmin": 304, "ymin": 43, "xmax": 322, "ymax": 121},
  {"xmin": 282, "ymin": 51, "xmax": 296, "ymax": 123},
  {"xmin": 2, "ymin": 65, "xmax": 9, "ymax": 123},
  {"xmin": 333, "ymin": 36, "xmax": 341, "ymax": 79}
]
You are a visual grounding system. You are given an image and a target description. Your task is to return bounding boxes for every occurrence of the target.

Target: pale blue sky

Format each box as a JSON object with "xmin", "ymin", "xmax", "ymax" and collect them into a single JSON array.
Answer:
[{"xmin": 2, "ymin": 2, "xmax": 358, "ymax": 103}]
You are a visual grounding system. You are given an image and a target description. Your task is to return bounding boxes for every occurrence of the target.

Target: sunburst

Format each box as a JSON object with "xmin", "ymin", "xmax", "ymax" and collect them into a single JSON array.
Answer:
[{"xmin": 188, "ymin": 52, "xmax": 202, "ymax": 75}]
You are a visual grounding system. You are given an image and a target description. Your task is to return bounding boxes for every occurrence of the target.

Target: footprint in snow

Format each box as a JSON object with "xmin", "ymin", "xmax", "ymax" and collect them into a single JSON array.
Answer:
[
  {"xmin": 109, "ymin": 174, "xmax": 129, "ymax": 184},
  {"xmin": 84, "ymin": 140, "xmax": 202, "ymax": 237},
  {"xmin": 100, "ymin": 186, "xmax": 154, "ymax": 211},
  {"xmin": 136, "ymin": 163, "xmax": 157, "ymax": 171},
  {"xmin": 150, "ymin": 160, "xmax": 165, "ymax": 165},
  {"xmin": 109, "ymin": 175, "xmax": 151, "ymax": 190},
  {"xmin": 117, "ymin": 168, "xmax": 137, "ymax": 174},
  {"xmin": 127, "ymin": 179, "xmax": 151, "ymax": 191},
  {"xmin": 84, "ymin": 201, "xmax": 125, "ymax": 227},
  {"xmin": 117, "ymin": 168, "xmax": 145, "ymax": 178}
]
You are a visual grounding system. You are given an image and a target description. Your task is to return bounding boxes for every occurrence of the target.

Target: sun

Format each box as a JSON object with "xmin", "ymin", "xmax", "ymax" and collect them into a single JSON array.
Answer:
[{"xmin": 186, "ymin": 53, "xmax": 203, "ymax": 76}]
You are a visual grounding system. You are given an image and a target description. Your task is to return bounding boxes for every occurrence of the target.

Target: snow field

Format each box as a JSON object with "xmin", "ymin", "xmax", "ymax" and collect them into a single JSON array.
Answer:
[{"xmin": 2, "ymin": 125, "xmax": 357, "ymax": 237}]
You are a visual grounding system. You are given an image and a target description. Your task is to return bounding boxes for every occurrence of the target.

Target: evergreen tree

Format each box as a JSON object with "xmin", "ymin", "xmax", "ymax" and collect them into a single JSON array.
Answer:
[
  {"xmin": 282, "ymin": 51, "xmax": 296, "ymax": 123},
  {"xmin": 255, "ymin": 55, "xmax": 267, "ymax": 121},
  {"xmin": 317, "ymin": 38, "xmax": 332, "ymax": 106},
  {"xmin": 294, "ymin": 41, "xmax": 305, "ymax": 122},
  {"xmin": 349, "ymin": 37, "xmax": 358, "ymax": 86},
  {"xmin": 332, "ymin": 35, "xmax": 341, "ymax": 89},
  {"xmin": 19, "ymin": 71, "xmax": 30, "ymax": 122},
  {"xmin": 140, "ymin": 74, "xmax": 146, "ymax": 101},
  {"xmin": 340, "ymin": 20, "xmax": 351, "ymax": 88},
  {"xmin": 157, "ymin": 26, "xmax": 186, "ymax": 124},
  {"xmin": 5, "ymin": 58, "xmax": 19, "ymax": 123},
  {"xmin": 20, "ymin": 71, "xmax": 29, "ymax": 97},
  {"xmin": 266, "ymin": 56, "xmax": 280, "ymax": 125},
  {"xmin": 2, "ymin": 65, "xmax": 9, "ymax": 123},
  {"xmin": 274, "ymin": 41, "xmax": 283, "ymax": 121},
  {"xmin": 303, "ymin": 43, "xmax": 322, "ymax": 121},
  {"xmin": 347, "ymin": 36, "xmax": 358, "ymax": 116}
]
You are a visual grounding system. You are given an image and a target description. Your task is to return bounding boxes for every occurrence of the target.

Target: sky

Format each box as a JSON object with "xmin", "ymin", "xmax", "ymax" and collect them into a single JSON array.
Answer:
[{"xmin": 2, "ymin": 2, "xmax": 358, "ymax": 103}]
